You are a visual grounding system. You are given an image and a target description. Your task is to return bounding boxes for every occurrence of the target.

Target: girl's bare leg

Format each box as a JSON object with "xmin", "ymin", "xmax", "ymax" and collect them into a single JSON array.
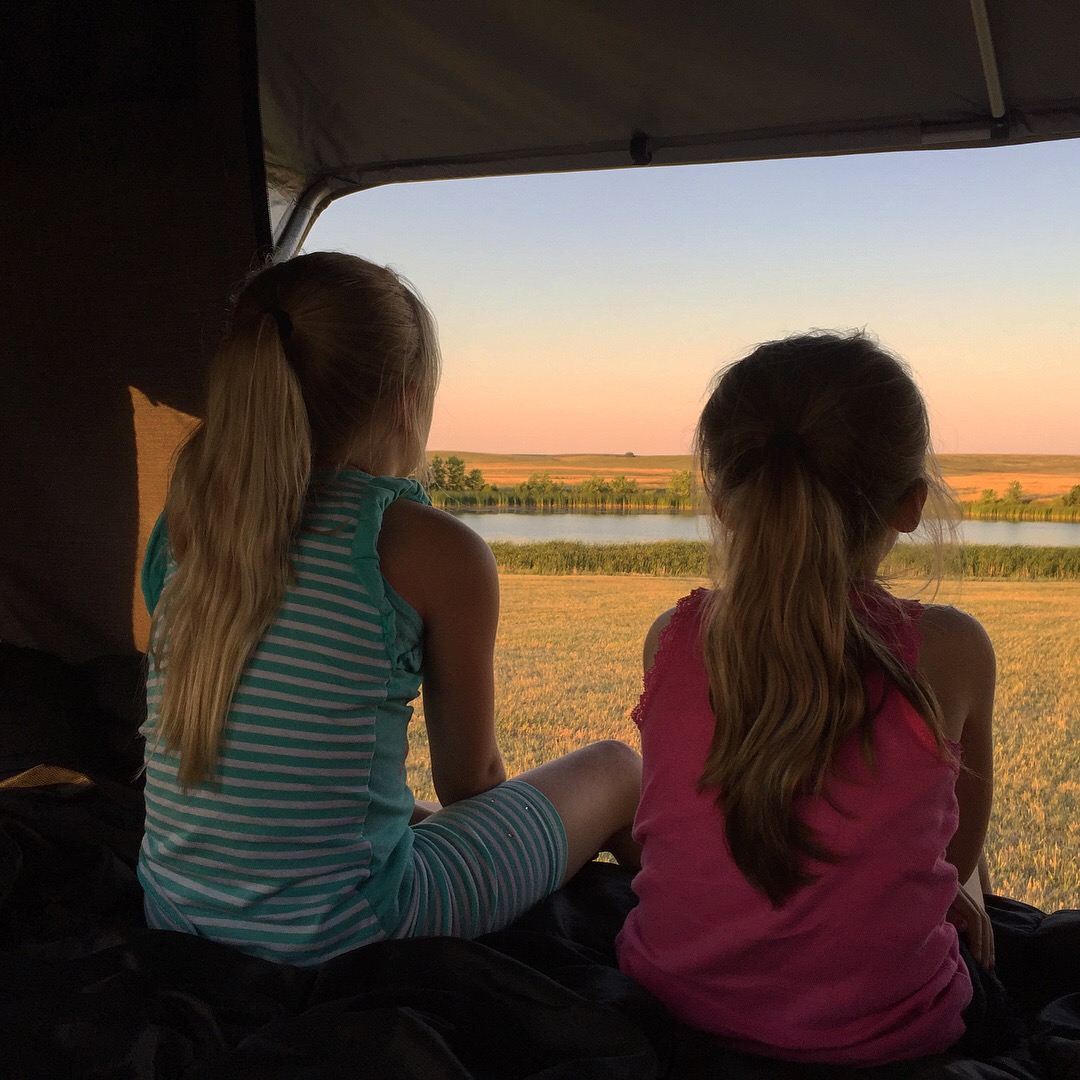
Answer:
[{"xmin": 515, "ymin": 740, "xmax": 642, "ymax": 885}]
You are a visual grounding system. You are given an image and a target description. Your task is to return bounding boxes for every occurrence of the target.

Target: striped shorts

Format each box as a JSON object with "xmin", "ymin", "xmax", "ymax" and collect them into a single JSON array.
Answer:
[{"xmin": 395, "ymin": 779, "xmax": 568, "ymax": 939}]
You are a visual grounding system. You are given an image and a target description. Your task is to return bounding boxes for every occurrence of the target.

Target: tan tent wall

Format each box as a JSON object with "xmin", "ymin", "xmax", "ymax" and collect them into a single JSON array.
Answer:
[{"xmin": 0, "ymin": 4, "xmax": 270, "ymax": 662}]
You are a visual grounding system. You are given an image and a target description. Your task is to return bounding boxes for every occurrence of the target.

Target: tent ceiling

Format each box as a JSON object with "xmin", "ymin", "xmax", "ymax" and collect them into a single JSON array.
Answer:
[{"xmin": 257, "ymin": 0, "xmax": 1080, "ymax": 246}]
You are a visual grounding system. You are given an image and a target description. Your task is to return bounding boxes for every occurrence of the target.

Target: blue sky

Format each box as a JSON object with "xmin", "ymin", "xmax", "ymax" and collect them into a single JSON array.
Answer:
[{"xmin": 305, "ymin": 138, "xmax": 1080, "ymax": 455}]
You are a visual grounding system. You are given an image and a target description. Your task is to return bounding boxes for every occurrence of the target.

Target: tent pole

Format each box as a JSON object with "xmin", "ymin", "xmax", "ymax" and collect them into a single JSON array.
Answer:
[
  {"xmin": 274, "ymin": 181, "xmax": 334, "ymax": 259},
  {"xmin": 969, "ymin": 0, "xmax": 1006, "ymax": 119}
]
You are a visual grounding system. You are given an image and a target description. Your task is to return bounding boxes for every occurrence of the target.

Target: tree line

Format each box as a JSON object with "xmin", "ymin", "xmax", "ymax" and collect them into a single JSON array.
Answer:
[
  {"xmin": 426, "ymin": 457, "xmax": 696, "ymax": 510},
  {"xmin": 427, "ymin": 458, "xmax": 1080, "ymax": 521},
  {"xmin": 962, "ymin": 482, "xmax": 1080, "ymax": 522}
]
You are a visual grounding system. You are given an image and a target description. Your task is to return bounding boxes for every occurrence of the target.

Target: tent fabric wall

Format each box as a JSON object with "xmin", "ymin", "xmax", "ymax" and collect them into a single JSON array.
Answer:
[{"xmin": 0, "ymin": 3, "xmax": 270, "ymax": 661}]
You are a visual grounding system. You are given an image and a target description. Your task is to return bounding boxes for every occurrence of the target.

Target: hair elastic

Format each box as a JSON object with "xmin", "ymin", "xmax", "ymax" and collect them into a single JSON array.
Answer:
[
  {"xmin": 266, "ymin": 306, "xmax": 293, "ymax": 342},
  {"xmin": 765, "ymin": 428, "xmax": 806, "ymax": 457}
]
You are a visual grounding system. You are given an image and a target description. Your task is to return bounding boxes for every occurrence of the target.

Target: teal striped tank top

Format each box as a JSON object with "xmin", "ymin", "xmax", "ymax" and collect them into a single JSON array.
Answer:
[{"xmin": 138, "ymin": 472, "xmax": 428, "ymax": 965}]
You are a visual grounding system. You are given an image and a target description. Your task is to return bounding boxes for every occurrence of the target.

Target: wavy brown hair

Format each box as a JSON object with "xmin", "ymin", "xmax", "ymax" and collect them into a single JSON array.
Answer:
[
  {"xmin": 695, "ymin": 330, "xmax": 952, "ymax": 906},
  {"xmin": 150, "ymin": 252, "xmax": 440, "ymax": 788}
]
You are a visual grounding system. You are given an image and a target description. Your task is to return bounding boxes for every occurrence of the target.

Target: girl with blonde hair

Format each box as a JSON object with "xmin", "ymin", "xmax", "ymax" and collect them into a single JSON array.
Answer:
[
  {"xmin": 139, "ymin": 252, "xmax": 641, "ymax": 965},
  {"xmin": 616, "ymin": 331, "xmax": 997, "ymax": 1065}
]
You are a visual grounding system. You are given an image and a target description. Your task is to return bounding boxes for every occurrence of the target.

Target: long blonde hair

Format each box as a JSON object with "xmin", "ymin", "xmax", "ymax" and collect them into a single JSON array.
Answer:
[
  {"xmin": 150, "ymin": 252, "xmax": 440, "ymax": 788},
  {"xmin": 695, "ymin": 331, "xmax": 951, "ymax": 906}
]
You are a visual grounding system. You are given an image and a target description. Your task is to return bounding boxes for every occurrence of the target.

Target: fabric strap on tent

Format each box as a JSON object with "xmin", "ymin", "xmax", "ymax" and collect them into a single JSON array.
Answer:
[{"xmin": 970, "ymin": 0, "xmax": 1006, "ymax": 119}]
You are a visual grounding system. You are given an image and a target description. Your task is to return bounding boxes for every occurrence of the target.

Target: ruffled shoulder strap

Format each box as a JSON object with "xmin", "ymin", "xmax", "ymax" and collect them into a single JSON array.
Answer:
[
  {"xmin": 346, "ymin": 474, "xmax": 431, "ymax": 567},
  {"xmin": 631, "ymin": 587, "xmax": 710, "ymax": 727},
  {"xmin": 291, "ymin": 471, "xmax": 431, "ymax": 667}
]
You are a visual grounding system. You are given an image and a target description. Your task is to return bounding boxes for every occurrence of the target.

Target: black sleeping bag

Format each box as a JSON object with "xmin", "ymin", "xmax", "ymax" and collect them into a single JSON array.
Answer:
[{"xmin": 1, "ymin": 643, "xmax": 1077, "ymax": 1079}]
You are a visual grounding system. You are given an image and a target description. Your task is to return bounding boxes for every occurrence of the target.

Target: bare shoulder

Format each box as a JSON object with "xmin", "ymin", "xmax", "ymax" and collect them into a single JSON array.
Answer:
[
  {"xmin": 643, "ymin": 606, "xmax": 677, "ymax": 673},
  {"xmin": 378, "ymin": 499, "xmax": 496, "ymax": 620},
  {"xmin": 918, "ymin": 603, "xmax": 995, "ymax": 664},
  {"xmin": 917, "ymin": 603, "xmax": 996, "ymax": 741},
  {"xmin": 380, "ymin": 497, "xmax": 492, "ymax": 555}
]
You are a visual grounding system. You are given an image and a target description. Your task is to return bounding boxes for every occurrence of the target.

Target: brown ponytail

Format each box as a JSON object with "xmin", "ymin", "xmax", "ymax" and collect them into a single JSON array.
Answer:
[{"xmin": 695, "ymin": 331, "xmax": 951, "ymax": 906}]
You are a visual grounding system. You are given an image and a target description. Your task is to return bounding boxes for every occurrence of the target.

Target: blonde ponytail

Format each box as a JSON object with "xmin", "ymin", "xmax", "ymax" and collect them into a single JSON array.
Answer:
[
  {"xmin": 151, "ymin": 313, "xmax": 311, "ymax": 788},
  {"xmin": 147, "ymin": 252, "xmax": 440, "ymax": 788},
  {"xmin": 695, "ymin": 331, "xmax": 951, "ymax": 906}
]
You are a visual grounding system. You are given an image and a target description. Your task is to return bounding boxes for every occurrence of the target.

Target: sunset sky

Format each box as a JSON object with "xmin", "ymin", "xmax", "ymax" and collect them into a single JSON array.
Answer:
[{"xmin": 305, "ymin": 138, "xmax": 1080, "ymax": 456}]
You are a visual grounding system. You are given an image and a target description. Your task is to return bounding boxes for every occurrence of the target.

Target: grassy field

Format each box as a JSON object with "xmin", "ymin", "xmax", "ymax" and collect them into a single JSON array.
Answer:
[
  {"xmin": 431, "ymin": 451, "xmax": 1080, "ymax": 499},
  {"xmin": 936, "ymin": 454, "xmax": 1080, "ymax": 500},
  {"xmin": 407, "ymin": 575, "xmax": 1080, "ymax": 914}
]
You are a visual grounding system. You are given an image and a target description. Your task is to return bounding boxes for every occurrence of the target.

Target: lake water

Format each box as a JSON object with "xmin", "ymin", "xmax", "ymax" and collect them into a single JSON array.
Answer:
[{"xmin": 452, "ymin": 512, "xmax": 1080, "ymax": 547}]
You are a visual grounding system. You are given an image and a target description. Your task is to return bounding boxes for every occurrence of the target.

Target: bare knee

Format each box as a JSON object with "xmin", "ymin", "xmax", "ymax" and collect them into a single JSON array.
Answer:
[
  {"xmin": 516, "ymin": 739, "xmax": 640, "ymax": 823},
  {"xmin": 584, "ymin": 738, "xmax": 640, "ymax": 770},
  {"xmin": 584, "ymin": 739, "xmax": 641, "ymax": 801}
]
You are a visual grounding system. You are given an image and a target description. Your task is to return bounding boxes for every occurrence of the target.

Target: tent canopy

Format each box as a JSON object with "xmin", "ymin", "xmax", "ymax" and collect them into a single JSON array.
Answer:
[{"xmin": 259, "ymin": 1, "xmax": 1080, "ymax": 248}]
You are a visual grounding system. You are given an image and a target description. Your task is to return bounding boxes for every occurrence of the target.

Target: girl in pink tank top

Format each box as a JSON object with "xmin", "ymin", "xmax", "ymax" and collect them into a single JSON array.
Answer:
[{"xmin": 616, "ymin": 331, "xmax": 997, "ymax": 1066}]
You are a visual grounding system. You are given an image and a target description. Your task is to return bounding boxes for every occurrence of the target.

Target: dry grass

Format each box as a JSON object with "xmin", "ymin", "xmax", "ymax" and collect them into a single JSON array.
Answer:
[
  {"xmin": 407, "ymin": 575, "xmax": 1079, "ymax": 914},
  {"xmin": 936, "ymin": 453, "xmax": 1080, "ymax": 500},
  {"xmin": 937, "ymin": 453, "xmax": 1080, "ymax": 479}
]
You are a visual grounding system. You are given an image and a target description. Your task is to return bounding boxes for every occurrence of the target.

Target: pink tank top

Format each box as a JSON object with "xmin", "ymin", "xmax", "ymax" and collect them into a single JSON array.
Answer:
[{"xmin": 616, "ymin": 587, "xmax": 971, "ymax": 1066}]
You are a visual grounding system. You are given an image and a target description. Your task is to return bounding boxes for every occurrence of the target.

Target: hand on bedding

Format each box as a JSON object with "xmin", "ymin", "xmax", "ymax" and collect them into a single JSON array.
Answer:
[{"xmin": 947, "ymin": 882, "xmax": 994, "ymax": 970}]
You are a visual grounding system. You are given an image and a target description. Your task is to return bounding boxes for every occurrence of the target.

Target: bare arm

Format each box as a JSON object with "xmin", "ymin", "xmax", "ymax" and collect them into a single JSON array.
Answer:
[
  {"xmin": 918, "ymin": 605, "xmax": 996, "ymax": 888},
  {"xmin": 379, "ymin": 501, "xmax": 506, "ymax": 806}
]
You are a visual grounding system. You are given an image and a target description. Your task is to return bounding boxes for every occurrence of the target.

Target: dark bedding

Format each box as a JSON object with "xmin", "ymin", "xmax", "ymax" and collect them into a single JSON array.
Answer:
[{"xmin": 2, "ymin": 643, "xmax": 1078, "ymax": 1079}]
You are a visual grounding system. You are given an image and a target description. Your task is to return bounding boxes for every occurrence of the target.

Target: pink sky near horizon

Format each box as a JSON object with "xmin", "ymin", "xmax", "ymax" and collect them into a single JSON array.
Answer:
[{"xmin": 306, "ymin": 142, "xmax": 1080, "ymax": 457}]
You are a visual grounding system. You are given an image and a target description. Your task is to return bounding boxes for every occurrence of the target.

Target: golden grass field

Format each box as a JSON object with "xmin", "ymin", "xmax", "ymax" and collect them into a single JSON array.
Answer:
[
  {"xmin": 430, "ymin": 450, "xmax": 1080, "ymax": 500},
  {"xmin": 407, "ymin": 575, "xmax": 1080, "ymax": 915}
]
